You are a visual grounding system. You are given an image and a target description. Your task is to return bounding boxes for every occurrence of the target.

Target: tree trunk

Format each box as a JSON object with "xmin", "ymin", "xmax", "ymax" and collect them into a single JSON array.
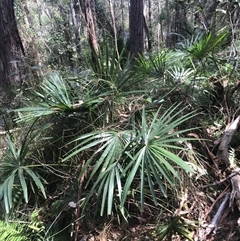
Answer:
[
  {"xmin": 148, "ymin": 0, "xmax": 152, "ymax": 50},
  {"xmin": 143, "ymin": 0, "xmax": 151, "ymax": 51},
  {"xmin": 70, "ymin": 0, "xmax": 82, "ymax": 55},
  {"xmin": 58, "ymin": 4, "xmax": 75, "ymax": 69},
  {"xmin": 20, "ymin": 3, "xmax": 33, "ymax": 29},
  {"xmin": 204, "ymin": 0, "xmax": 219, "ymax": 30},
  {"xmin": 109, "ymin": 0, "xmax": 119, "ymax": 58},
  {"xmin": 82, "ymin": 0, "xmax": 98, "ymax": 55},
  {"xmin": 129, "ymin": 0, "xmax": 144, "ymax": 60},
  {"xmin": 165, "ymin": 0, "xmax": 171, "ymax": 47},
  {"xmin": 0, "ymin": 0, "xmax": 24, "ymax": 87}
]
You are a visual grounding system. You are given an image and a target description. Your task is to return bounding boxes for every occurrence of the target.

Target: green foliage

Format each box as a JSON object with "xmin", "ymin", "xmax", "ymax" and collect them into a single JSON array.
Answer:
[
  {"xmin": 120, "ymin": 105, "xmax": 195, "ymax": 212},
  {"xmin": 0, "ymin": 125, "xmax": 46, "ymax": 214},
  {"xmin": 63, "ymin": 104, "xmax": 196, "ymax": 218},
  {"xmin": 179, "ymin": 31, "xmax": 227, "ymax": 61},
  {"xmin": 87, "ymin": 45, "xmax": 140, "ymax": 93},
  {"xmin": 155, "ymin": 215, "xmax": 196, "ymax": 241},
  {"xmin": 137, "ymin": 50, "xmax": 178, "ymax": 78},
  {"xmin": 168, "ymin": 66, "xmax": 195, "ymax": 83},
  {"xmin": 15, "ymin": 72, "xmax": 103, "ymax": 122},
  {"xmin": 5, "ymin": 0, "xmax": 240, "ymax": 239},
  {"xmin": 0, "ymin": 221, "xmax": 28, "ymax": 241},
  {"xmin": 0, "ymin": 209, "xmax": 46, "ymax": 241},
  {"xmin": 27, "ymin": 209, "xmax": 46, "ymax": 241}
]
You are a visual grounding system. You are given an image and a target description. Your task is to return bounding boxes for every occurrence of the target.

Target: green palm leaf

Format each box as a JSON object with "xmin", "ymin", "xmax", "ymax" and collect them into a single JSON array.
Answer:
[
  {"xmin": 18, "ymin": 168, "xmax": 28, "ymax": 203},
  {"xmin": 23, "ymin": 167, "xmax": 46, "ymax": 198},
  {"xmin": 64, "ymin": 130, "xmax": 130, "ymax": 216},
  {"xmin": 121, "ymin": 106, "xmax": 196, "ymax": 210},
  {"xmin": 63, "ymin": 104, "xmax": 197, "ymax": 217},
  {"xmin": 181, "ymin": 31, "xmax": 227, "ymax": 60},
  {"xmin": 0, "ymin": 126, "xmax": 47, "ymax": 214}
]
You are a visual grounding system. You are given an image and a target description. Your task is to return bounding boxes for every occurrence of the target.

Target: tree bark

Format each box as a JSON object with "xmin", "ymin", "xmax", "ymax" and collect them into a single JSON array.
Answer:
[
  {"xmin": 70, "ymin": 0, "xmax": 82, "ymax": 55},
  {"xmin": 165, "ymin": 0, "xmax": 171, "ymax": 47},
  {"xmin": 108, "ymin": 0, "xmax": 119, "ymax": 58},
  {"xmin": 143, "ymin": 0, "xmax": 151, "ymax": 51},
  {"xmin": 204, "ymin": 0, "xmax": 219, "ymax": 30},
  {"xmin": 129, "ymin": 0, "xmax": 144, "ymax": 60},
  {"xmin": 82, "ymin": 0, "xmax": 98, "ymax": 55},
  {"xmin": 0, "ymin": 0, "xmax": 24, "ymax": 86}
]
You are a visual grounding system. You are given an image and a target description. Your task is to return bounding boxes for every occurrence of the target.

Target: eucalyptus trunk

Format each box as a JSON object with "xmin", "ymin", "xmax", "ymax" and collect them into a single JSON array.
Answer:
[
  {"xmin": 129, "ymin": 0, "xmax": 144, "ymax": 60},
  {"xmin": 0, "ymin": 0, "xmax": 24, "ymax": 86},
  {"xmin": 70, "ymin": 0, "xmax": 82, "ymax": 54},
  {"xmin": 82, "ymin": 0, "xmax": 98, "ymax": 55}
]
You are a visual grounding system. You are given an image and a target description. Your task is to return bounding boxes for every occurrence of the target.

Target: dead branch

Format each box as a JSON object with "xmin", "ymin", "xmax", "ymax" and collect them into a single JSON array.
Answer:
[
  {"xmin": 205, "ymin": 192, "xmax": 230, "ymax": 237},
  {"xmin": 230, "ymin": 170, "xmax": 240, "ymax": 211},
  {"xmin": 216, "ymin": 115, "xmax": 240, "ymax": 165},
  {"xmin": 200, "ymin": 171, "xmax": 240, "ymax": 189}
]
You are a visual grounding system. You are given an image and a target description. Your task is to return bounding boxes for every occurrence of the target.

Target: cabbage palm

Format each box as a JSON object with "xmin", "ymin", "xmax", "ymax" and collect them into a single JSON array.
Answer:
[
  {"xmin": 15, "ymin": 72, "xmax": 103, "ymax": 122},
  {"xmin": 137, "ymin": 50, "xmax": 178, "ymax": 78},
  {"xmin": 179, "ymin": 31, "xmax": 227, "ymax": 61},
  {"xmin": 156, "ymin": 214, "xmax": 196, "ymax": 241},
  {"xmin": 63, "ymin": 104, "xmax": 196, "ymax": 218},
  {"xmin": 87, "ymin": 45, "xmax": 141, "ymax": 93},
  {"xmin": 0, "ymin": 124, "xmax": 46, "ymax": 214}
]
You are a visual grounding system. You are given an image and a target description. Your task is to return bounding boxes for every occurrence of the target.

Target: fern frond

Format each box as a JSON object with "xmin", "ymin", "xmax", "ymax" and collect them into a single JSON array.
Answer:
[{"xmin": 0, "ymin": 221, "xmax": 29, "ymax": 241}]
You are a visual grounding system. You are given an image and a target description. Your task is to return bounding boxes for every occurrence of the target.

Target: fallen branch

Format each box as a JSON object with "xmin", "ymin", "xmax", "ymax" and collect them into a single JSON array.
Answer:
[
  {"xmin": 230, "ymin": 170, "xmax": 240, "ymax": 210},
  {"xmin": 200, "ymin": 171, "xmax": 240, "ymax": 189},
  {"xmin": 216, "ymin": 115, "xmax": 240, "ymax": 165},
  {"xmin": 0, "ymin": 128, "xmax": 20, "ymax": 135},
  {"xmin": 205, "ymin": 192, "xmax": 230, "ymax": 237}
]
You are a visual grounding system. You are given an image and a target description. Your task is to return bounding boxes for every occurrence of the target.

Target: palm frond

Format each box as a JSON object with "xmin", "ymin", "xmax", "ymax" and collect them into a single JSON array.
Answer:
[
  {"xmin": 87, "ymin": 44, "xmax": 142, "ymax": 93},
  {"xmin": 15, "ymin": 72, "xmax": 104, "ymax": 122},
  {"xmin": 179, "ymin": 31, "xmax": 227, "ymax": 60},
  {"xmin": 0, "ymin": 125, "xmax": 47, "ymax": 214},
  {"xmin": 63, "ymin": 104, "xmax": 197, "ymax": 217},
  {"xmin": 121, "ymin": 105, "xmax": 196, "ymax": 210},
  {"xmin": 168, "ymin": 66, "xmax": 195, "ymax": 83},
  {"xmin": 63, "ymin": 130, "xmax": 131, "ymax": 217}
]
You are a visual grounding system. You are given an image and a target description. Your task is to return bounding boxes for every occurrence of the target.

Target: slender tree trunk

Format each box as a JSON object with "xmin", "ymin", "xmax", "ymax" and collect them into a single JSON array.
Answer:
[
  {"xmin": 20, "ymin": 3, "xmax": 33, "ymax": 29},
  {"xmin": 121, "ymin": 0, "xmax": 124, "ymax": 33},
  {"xmin": 129, "ymin": 0, "xmax": 144, "ymax": 60},
  {"xmin": 204, "ymin": 0, "xmax": 219, "ymax": 30},
  {"xmin": 143, "ymin": 0, "xmax": 150, "ymax": 50},
  {"xmin": 148, "ymin": 0, "xmax": 152, "ymax": 50},
  {"xmin": 157, "ymin": 0, "xmax": 162, "ymax": 50},
  {"xmin": 83, "ymin": 0, "xmax": 98, "ymax": 55},
  {"xmin": 0, "ymin": 0, "xmax": 24, "ymax": 86},
  {"xmin": 59, "ymin": 4, "xmax": 74, "ymax": 68},
  {"xmin": 109, "ymin": 0, "xmax": 119, "ymax": 57},
  {"xmin": 165, "ymin": 0, "xmax": 171, "ymax": 47},
  {"xmin": 70, "ymin": 0, "xmax": 82, "ymax": 54},
  {"xmin": 194, "ymin": 0, "xmax": 220, "ymax": 31},
  {"xmin": 35, "ymin": 0, "xmax": 42, "ymax": 29}
]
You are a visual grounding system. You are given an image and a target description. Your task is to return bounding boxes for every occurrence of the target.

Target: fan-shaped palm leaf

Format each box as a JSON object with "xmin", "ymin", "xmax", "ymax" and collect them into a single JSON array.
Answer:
[
  {"xmin": 63, "ymin": 130, "xmax": 132, "ymax": 216},
  {"xmin": 180, "ymin": 31, "xmax": 227, "ymax": 60},
  {"xmin": 121, "ymin": 106, "xmax": 196, "ymax": 210},
  {"xmin": 63, "ymin": 104, "xmax": 197, "ymax": 217},
  {"xmin": 0, "ymin": 124, "xmax": 47, "ymax": 214},
  {"xmin": 15, "ymin": 73, "xmax": 103, "ymax": 122}
]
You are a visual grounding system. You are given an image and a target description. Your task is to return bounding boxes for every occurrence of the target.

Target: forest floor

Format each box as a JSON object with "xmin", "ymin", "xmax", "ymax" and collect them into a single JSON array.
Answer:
[
  {"xmin": 77, "ymin": 130, "xmax": 240, "ymax": 241},
  {"xmin": 77, "ymin": 195, "xmax": 240, "ymax": 240}
]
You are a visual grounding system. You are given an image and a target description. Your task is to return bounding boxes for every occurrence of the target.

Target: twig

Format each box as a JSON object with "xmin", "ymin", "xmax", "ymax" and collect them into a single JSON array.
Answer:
[
  {"xmin": 205, "ymin": 192, "xmax": 230, "ymax": 236},
  {"xmin": 73, "ymin": 160, "xmax": 86, "ymax": 241},
  {"xmin": 200, "ymin": 171, "xmax": 240, "ymax": 189}
]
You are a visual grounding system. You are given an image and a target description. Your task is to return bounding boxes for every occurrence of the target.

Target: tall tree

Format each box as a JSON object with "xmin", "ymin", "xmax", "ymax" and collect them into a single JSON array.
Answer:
[
  {"xmin": 129, "ymin": 0, "xmax": 144, "ymax": 60},
  {"xmin": 82, "ymin": 0, "xmax": 98, "ymax": 55},
  {"xmin": 0, "ymin": 0, "xmax": 24, "ymax": 86},
  {"xmin": 70, "ymin": 0, "xmax": 82, "ymax": 55}
]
